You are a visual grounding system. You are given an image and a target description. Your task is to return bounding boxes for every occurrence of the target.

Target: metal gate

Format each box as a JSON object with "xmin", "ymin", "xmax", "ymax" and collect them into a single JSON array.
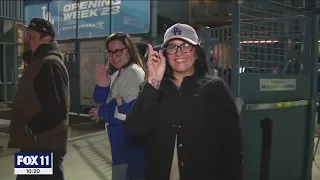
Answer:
[
  {"xmin": 0, "ymin": 18, "xmax": 20, "ymax": 110},
  {"xmin": 199, "ymin": 1, "xmax": 317, "ymax": 180},
  {"xmin": 0, "ymin": 43, "xmax": 18, "ymax": 106}
]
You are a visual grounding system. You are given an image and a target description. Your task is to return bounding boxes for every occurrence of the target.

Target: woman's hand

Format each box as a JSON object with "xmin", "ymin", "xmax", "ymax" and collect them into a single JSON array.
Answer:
[
  {"xmin": 146, "ymin": 44, "xmax": 166, "ymax": 89},
  {"xmin": 116, "ymin": 96, "xmax": 123, "ymax": 106},
  {"xmin": 95, "ymin": 64, "xmax": 111, "ymax": 87},
  {"xmin": 89, "ymin": 108, "xmax": 100, "ymax": 121}
]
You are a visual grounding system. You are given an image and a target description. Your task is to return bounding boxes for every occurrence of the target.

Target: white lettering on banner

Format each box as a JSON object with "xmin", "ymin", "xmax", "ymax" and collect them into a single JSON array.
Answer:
[
  {"xmin": 41, "ymin": 6, "xmax": 55, "ymax": 24},
  {"xmin": 40, "ymin": 0, "xmax": 121, "ymax": 23},
  {"xmin": 62, "ymin": 0, "xmax": 122, "ymax": 20}
]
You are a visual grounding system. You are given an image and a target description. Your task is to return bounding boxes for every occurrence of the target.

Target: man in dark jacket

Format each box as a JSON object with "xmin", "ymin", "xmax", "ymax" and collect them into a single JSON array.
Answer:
[{"xmin": 8, "ymin": 18, "xmax": 70, "ymax": 180}]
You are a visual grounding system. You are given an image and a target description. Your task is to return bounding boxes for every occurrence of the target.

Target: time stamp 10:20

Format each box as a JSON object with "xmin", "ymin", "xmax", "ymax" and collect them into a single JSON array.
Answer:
[{"xmin": 14, "ymin": 152, "xmax": 53, "ymax": 175}]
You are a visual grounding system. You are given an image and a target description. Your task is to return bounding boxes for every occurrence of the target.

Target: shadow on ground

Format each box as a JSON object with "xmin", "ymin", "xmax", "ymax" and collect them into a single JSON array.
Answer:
[
  {"xmin": 69, "ymin": 121, "xmax": 105, "ymax": 138},
  {"xmin": 0, "ymin": 110, "xmax": 93, "ymax": 125},
  {"xmin": 0, "ymin": 110, "xmax": 105, "ymax": 137}
]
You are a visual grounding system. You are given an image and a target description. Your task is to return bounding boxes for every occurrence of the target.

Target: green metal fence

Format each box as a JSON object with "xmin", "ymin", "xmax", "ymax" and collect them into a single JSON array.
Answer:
[{"xmin": 199, "ymin": 1, "xmax": 317, "ymax": 179}]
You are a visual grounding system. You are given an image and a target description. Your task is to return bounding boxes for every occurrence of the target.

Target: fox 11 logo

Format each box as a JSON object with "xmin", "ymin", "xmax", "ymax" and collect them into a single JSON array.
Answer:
[{"xmin": 14, "ymin": 152, "xmax": 53, "ymax": 175}]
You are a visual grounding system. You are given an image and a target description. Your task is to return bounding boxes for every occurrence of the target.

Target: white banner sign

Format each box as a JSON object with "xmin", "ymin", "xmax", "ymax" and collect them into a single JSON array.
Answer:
[{"xmin": 79, "ymin": 40, "xmax": 106, "ymax": 105}]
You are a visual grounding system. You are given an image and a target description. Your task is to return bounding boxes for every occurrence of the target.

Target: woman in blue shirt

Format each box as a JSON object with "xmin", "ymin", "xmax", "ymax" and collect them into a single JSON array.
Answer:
[{"xmin": 89, "ymin": 32, "xmax": 147, "ymax": 180}]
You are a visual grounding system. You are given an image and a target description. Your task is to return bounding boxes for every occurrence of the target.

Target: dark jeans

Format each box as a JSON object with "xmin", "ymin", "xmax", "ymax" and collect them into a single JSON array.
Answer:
[{"xmin": 16, "ymin": 152, "xmax": 65, "ymax": 180}]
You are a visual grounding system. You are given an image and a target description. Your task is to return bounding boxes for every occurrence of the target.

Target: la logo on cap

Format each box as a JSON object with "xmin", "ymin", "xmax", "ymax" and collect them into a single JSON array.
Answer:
[{"xmin": 173, "ymin": 27, "xmax": 182, "ymax": 36}]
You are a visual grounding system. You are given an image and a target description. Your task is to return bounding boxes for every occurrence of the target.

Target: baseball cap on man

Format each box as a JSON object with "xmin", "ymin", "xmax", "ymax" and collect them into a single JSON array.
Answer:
[
  {"xmin": 162, "ymin": 23, "xmax": 199, "ymax": 48},
  {"xmin": 25, "ymin": 17, "xmax": 55, "ymax": 39}
]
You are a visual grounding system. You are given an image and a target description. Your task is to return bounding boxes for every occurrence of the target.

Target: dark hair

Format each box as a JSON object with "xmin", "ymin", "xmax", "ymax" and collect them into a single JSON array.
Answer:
[
  {"xmin": 163, "ymin": 44, "xmax": 208, "ymax": 79},
  {"xmin": 106, "ymin": 32, "xmax": 144, "ymax": 72}
]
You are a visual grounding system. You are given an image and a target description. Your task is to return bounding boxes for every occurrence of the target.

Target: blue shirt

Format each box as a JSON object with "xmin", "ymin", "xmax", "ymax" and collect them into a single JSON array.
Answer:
[{"xmin": 92, "ymin": 64, "xmax": 147, "ymax": 178}]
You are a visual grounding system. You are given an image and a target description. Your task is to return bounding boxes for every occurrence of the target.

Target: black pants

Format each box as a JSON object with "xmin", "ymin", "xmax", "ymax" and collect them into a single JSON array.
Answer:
[
  {"xmin": 16, "ymin": 152, "xmax": 65, "ymax": 180},
  {"xmin": 318, "ymin": 100, "xmax": 320, "ymax": 124}
]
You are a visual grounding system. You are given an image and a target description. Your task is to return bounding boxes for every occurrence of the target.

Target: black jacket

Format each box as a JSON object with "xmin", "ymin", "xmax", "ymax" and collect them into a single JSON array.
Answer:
[{"xmin": 125, "ymin": 75, "xmax": 243, "ymax": 180}]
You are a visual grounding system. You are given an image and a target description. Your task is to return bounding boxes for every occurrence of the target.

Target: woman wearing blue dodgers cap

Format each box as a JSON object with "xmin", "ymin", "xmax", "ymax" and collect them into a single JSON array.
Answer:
[{"xmin": 125, "ymin": 23, "xmax": 243, "ymax": 179}]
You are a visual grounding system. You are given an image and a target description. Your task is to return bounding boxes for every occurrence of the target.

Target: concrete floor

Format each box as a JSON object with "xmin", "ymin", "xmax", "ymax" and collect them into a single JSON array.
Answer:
[
  {"xmin": 312, "ymin": 145, "xmax": 320, "ymax": 180},
  {"xmin": 0, "ymin": 116, "xmax": 110, "ymax": 180},
  {"xmin": 0, "ymin": 130, "xmax": 112, "ymax": 180},
  {"xmin": 1, "ymin": 118, "xmax": 320, "ymax": 180}
]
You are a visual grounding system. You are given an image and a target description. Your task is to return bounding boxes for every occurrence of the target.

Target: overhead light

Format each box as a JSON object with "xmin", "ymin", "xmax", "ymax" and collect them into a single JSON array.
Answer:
[{"xmin": 240, "ymin": 40, "xmax": 279, "ymax": 44}]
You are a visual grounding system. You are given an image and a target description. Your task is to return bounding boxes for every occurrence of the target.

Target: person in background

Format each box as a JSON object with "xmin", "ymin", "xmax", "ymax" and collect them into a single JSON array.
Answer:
[
  {"xmin": 17, "ymin": 49, "xmax": 32, "ymax": 78},
  {"xmin": 22, "ymin": 49, "xmax": 32, "ymax": 65},
  {"xmin": 89, "ymin": 32, "xmax": 147, "ymax": 180},
  {"xmin": 125, "ymin": 23, "xmax": 243, "ymax": 180},
  {"xmin": 8, "ymin": 18, "xmax": 69, "ymax": 180},
  {"xmin": 317, "ymin": 68, "xmax": 320, "ymax": 124},
  {"xmin": 210, "ymin": 56, "xmax": 218, "ymax": 76}
]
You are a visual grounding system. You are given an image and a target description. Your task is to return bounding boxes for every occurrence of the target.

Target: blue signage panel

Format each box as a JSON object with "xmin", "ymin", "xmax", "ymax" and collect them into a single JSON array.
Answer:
[{"xmin": 25, "ymin": 0, "xmax": 150, "ymax": 40}]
